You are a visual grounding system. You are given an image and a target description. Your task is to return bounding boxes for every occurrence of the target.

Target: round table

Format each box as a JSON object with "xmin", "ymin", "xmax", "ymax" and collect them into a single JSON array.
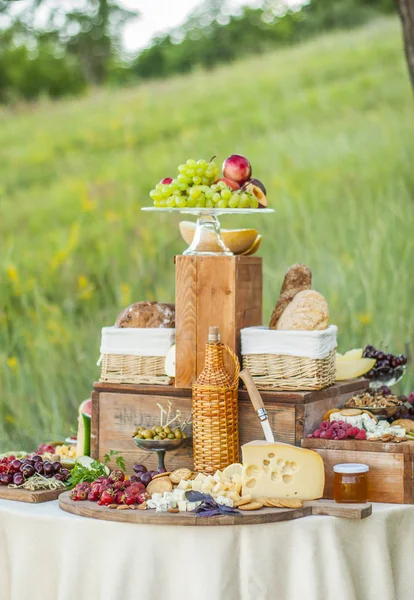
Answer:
[{"xmin": 1, "ymin": 499, "xmax": 414, "ymax": 600}]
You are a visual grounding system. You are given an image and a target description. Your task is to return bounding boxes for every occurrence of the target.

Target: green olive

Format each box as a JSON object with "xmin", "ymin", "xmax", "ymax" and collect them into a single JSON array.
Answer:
[
  {"xmin": 135, "ymin": 434, "xmax": 144, "ymax": 439},
  {"xmin": 167, "ymin": 433, "xmax": 175, "ymax": 439},
  {"xmin": 143, "ymin": 429, "xmax": 153, "ymax": 439},
  {"xmin": 163, "ymin": 426, "xmax": 172, "ymax": 434},
  {"xmin": 153, "ymin": 435, "xmax": 161, "ymax": 440},
  {"xmin": 155, "ymin": 426, "xmax": 163, "ymax": 434},
  {"xmin": 174, "ymin": 428, "xmax": 183, "ymax": 439},
  {"xmin": 159, "ymin": 432, "xmax": 167, "ymax": 439},
  {"xmin": 182, "ymin": 432, "xmax": 188, "ymax": 439}
]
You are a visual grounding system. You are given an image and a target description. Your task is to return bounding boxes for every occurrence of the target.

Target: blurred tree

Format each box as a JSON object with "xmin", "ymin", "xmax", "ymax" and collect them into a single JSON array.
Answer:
[
  {"xmin": 62, "ymin": 0, "xmax": 138, "ymax": 85},
  {"xmin": 396, "ymin": 0, "xmax": 414, "ymax": 92}
]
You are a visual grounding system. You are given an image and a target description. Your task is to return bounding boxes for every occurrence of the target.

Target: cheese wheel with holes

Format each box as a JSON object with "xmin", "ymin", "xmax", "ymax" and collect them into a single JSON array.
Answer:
[{"xmin": 241, "ymin": 441, "xmax": 324, "ymax": 500}]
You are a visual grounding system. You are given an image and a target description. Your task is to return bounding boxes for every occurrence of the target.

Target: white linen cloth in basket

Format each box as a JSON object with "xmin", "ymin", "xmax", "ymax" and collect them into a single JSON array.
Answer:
[
  {"xmin": 99, "ymin": 326, "xmax": 175, "ymax": 358},
  {"xmin": 241, "ymin": 325, "xmax": 337, "ymax": 359}
]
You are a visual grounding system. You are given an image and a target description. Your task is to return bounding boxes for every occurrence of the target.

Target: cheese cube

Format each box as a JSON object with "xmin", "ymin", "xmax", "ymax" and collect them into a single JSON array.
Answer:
[
  {"xmin": 151, "ymin": 493, "xmax": 163, "ymax": 500},
  {"xmin": 201, "ymin": 475, "xmax": 214, "ymax": 492},
  {"xmin": 241, "ymin": 441, "xmax": 324, "ymax": 500},
  {"xmin": 216, "ymin": 495, "xmax": 233, "ymax": 507},
  {"xmin": 155, "ymin": 500, "xmax": 168, "ymax": 513},
  {"xmin": 195, "ymin": 473, "xmax": 207, "ymax": 482},
  {"xmin": 213, "ymin": 470, "xmax": 224, "ymax": 483},
  {"xmin": 168, "ymin": 500, "xmax": 177, "ymax": 509},
  {"xmin": 191, "ymin": 480, "xmax": 203, "ymax": 492},
  {"xmin": 178, "ymin": 501, "xmax": 187, "ymax": 512},
  {"xmin": 212, "ymin": 482, "xmax": 225, "ymax": 494},
  {"xmin": 228, "ymin": 491, "xmax": 241, "ymax": 503},
  {"xmin": 177, "ymin": 479, "xmax": 191, "ymax": 490},
  {"xmin": 173, "ymin": 489, "xmax": 186, "ymax": 501},
  {"xmin": 163, "ymin": 492, "xmax": 174, "ymax": 501}
]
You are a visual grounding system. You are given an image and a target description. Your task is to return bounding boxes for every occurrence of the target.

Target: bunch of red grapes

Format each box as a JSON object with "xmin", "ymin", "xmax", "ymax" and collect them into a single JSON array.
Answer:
[
  {"xmin": 363, "ymin": 345, "xmax": 407, "ymax": 380},
  {"xmin": 0, "ymin": 455, "xmax": 70, "ymax": 486},
  {"xmin": 70, "ymin": 465, "xmax": 161, "ymax": 506}
]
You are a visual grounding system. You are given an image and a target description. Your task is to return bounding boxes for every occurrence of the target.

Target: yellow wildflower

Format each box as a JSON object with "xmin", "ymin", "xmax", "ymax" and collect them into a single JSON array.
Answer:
[
  {"xmin": 7, "ymin": 357, "xmax": 18, "ymax": 370},
  {"xmin": 120, "ymin": 283, "xmax": 131, "ymax": 306},
  {"xmin": 359, "ymin": 313, "xmax": 373, "ymax": 326}
]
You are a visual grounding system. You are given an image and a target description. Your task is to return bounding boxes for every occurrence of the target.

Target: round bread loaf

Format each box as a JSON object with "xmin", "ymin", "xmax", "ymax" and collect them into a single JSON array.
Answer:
[
  {"xmin": 276, "ymin": 290, "xmax": 328, "ymax": 331},
  {"xmin": 115, "ymin": 301, "xmax": 175, "ymax": 328},
  {"xmin": 269, "ymin": 264, "xmax": 312, "ymax": 329}
]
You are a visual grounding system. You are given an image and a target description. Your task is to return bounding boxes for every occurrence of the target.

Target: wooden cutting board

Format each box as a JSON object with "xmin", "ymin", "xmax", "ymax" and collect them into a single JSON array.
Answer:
[
  {"xmin": 0, "ymin": 486, "xmax": 65, "ymax": 504},
  {"xmin": 59, "ymin": 492, "xmax": 371, "ymax": 526}
]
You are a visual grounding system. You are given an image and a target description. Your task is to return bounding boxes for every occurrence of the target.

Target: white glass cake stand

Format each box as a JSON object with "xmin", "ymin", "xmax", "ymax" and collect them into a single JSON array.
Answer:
[{"xmin": 142, "ymin": 207, "xmax": 274, "ymax": 255}]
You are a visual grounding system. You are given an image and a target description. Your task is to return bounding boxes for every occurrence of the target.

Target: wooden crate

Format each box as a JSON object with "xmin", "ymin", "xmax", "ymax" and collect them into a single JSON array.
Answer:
[
  {"xmin": 175, "ymin": 255, "xmax": 262, "ymax": 388},
  {"xmin": 302, "ymin": 438, "xmax": 414, "ymax": 504},
  {"xmin": 92, "ymin": 378, "xmax": 367, "ymax": 474}
]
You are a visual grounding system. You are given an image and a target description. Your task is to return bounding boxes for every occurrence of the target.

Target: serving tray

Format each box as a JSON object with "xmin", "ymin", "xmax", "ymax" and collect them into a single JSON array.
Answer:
[
  {"xmin": 59, "ymin": 492, "xmax": 371, "ymax": 525},
  {"xmin": 0, "ymin": 486, "xmax": 65, "ymax": 503}
]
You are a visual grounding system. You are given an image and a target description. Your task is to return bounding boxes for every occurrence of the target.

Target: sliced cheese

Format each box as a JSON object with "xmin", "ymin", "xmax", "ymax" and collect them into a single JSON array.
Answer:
[
  {"xmin": 191, "ymin": 480, "xmax": 203, "ymax": 492},
  {"xmin": 241, "ymin": 441, "xmax": 324, "ymax": 500}
]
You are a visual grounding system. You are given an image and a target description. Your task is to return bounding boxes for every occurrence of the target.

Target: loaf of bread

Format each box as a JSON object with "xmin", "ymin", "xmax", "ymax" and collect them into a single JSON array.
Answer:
[
  {"xmin": 269, "ymin": 264, "xmax": 312, "ymax": 329},
  {"xmin": 276, "ymin": 290, "xmax": 329, "ymax": 331},
  {"xmin": 115, "ymin": 302, "xmax": 175, "ymax": 328}
]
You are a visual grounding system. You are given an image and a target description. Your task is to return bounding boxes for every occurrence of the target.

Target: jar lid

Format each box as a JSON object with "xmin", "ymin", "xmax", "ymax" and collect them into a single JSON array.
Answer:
[{"xmin": 333, "ymin": 463, "xmax": 369, "ymax": 474}]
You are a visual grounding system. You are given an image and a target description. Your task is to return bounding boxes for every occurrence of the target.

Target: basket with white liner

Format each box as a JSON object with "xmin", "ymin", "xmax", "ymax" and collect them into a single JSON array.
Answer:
[
  {"xmin": 99, "ymin": 327, "xmax": 175, "ymax": 385},
  {"xmin": 241, "ymin": 325, "xmax": 337, "ymax": 391}
]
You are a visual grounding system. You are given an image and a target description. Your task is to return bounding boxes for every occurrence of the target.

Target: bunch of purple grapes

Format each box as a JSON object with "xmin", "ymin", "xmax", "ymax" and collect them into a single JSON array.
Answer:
[
  {"xmin": 363, "ymin": 345, "xmax": 407, "ymax": 380},
  {"xmin": 0, "ymin": 455, "xmax": 70, "ymax": 486},
  {"xmin": 131, "ymin": 464, "xmax": 163, "ymax": 486}
]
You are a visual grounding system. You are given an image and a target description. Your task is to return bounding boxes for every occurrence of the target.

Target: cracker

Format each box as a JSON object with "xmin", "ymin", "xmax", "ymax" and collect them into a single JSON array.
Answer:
[
  {"xmin": 239, "ymin": 501, "xmax": 264, "ymax": 511},
  {"xmin": 146, "ymin": 477, "xmax": 173, "ymax": 496},
  {"xmin": 268, "ymin": 499, "xmax": 285, "ymax": 508},
  {"xmin": 151, "ymin": 472, "xmax": 171, "ymax": 480},
  {"xmin": 234, "ymin": 495, "xmax": 252, "ymax": 507},
  {"xmin": 169, "ymin": 468, "xmax": 192, "ymax": 484},
  {"xmin": 278, "ymin": 498, "xmax": 303, "ymax": 509}
]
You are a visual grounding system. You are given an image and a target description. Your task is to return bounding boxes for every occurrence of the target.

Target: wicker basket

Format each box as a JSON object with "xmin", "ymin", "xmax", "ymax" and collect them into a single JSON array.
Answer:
[
  {"xmin": 241, "ymin": 326, "xmax": 337, "ymax": 391},
  {"xmin": 100, "ymin": 354, "xmax": 171, "ymax": 385},
  {"xmin": 99, "ymin": 327, "xmax": 174, "ymax": 386},
  {"xmin": 192, "ymin": 331, "xmax": 240, "ymax": 473},
  {"xmin": 242, "ymin": 349, "xmax": 336, "ymax": 391}
]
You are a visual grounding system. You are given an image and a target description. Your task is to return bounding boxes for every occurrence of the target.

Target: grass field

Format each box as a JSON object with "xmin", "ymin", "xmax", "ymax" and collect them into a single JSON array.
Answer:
[{"xmin": 0, "ymin": 17, "xmax": 413, "ymax": 452}]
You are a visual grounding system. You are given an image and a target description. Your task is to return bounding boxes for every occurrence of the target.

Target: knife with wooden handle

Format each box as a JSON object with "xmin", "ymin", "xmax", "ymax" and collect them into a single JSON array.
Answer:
[{"xmin": 239, "ymin": 369, "xmax": 275, "ymax": 443}]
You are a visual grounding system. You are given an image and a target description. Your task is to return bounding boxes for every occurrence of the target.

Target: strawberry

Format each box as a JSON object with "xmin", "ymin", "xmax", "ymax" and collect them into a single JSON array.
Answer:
[
  {"xmin": 88, "ymin": 491, "xmax": 100, "ymax": 502},
  {"xmin": 109, "ymin": 469, "xmax": 125, "ymax": 483},
  {"xmin": 100, "ymin": 489, "xmax": 115, "ymax": 505},
  {"xmin": 355, "ymin": 429, "xmax": 367, "ymax": 440},
  {"xmin": 115, "ymin": 490, "xmax": 125, "ymax": 504},
  {"xmin": 125, "ymin": 495, "xmax": 137, "ymax": 505}
]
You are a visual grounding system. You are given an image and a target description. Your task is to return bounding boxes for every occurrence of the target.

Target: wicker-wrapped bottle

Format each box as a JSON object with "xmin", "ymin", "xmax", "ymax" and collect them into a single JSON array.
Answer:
[{"xmin": 192, "ymin": 326, "xmax": 240, "ymax": 473}]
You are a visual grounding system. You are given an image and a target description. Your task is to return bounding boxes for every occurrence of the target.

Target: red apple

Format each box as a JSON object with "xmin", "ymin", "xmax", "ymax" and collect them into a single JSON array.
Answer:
[
  {"xmin": 160, "ymin": 177, "xmax": 173, "ymax": 184},
  {"xmin": 216, "ymin": 177, "xmax": 240, "ymax": 190},
  {"xmin": 245, "ymin": 178, "xmax": 266, "ymax": 196},
  {"xmin": 222, "ymin": 154, "xmax": 252, "ymax": 185}
]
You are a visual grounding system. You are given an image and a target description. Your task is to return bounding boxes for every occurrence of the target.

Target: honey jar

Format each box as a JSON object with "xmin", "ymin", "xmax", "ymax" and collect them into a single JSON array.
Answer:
[{"xmin": 333, "ymin": 463, "xmax": 369, "ymax": 503}]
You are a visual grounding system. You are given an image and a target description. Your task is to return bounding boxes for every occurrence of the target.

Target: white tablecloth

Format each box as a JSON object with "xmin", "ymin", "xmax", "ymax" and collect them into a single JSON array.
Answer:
[{"xmin": 1, "ymin": 499, "xmax": 414, "ymax": 600}]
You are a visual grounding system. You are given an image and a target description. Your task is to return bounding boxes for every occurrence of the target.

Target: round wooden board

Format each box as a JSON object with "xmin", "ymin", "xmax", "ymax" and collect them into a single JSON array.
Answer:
[{"xmin": 58, "ymin": 491, "xmax": 311, "ymax": 526}]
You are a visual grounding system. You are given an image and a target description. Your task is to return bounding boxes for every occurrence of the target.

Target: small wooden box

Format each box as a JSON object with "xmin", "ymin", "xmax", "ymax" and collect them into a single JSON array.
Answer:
[
  {"xmin": 302, "ymin": 438, "xmax": 414, "ymax": 504},
  {"xmin": 91, "ymin": 379, "xmax": 367, "ymax": 474},
  {"xmin": 175, "ymin": 255, "xmax": 262, "ymax": 388}
]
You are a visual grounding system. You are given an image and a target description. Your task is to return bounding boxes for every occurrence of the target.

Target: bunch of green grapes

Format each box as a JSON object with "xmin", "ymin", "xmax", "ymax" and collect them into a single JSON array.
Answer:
[{"xmin": 149, "ymin": 158, "xmax": 258, "ymax": 209}]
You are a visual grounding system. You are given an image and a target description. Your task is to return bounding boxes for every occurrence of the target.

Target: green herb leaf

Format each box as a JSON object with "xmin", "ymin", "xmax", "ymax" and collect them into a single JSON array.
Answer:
[{"xmin": 116, "ymin": 455, "xmax": 126, "ymax": 471}]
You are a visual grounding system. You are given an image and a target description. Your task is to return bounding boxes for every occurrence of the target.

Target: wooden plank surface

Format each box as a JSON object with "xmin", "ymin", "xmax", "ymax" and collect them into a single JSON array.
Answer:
[
  {"xmin": 308, "ymin": 448, "xmax": 409, "ymax": 504},
  {"xmin": 93, "ymin": 392, "xmax": 194, "ymax": 472},
  {"xmin": 175, "ymin": 255, "xmax": 197, "ymax": 388},
  {"xmin": 93, "ymin": 378, "xmax": 368, "ymax": 406},
  {"xmin": 302, "ymin": 438, "xmax": 414, "ymax": 454},
  {"xmin": 59, "ymin": 492, "xmax": 371, "ymax": 525},
  {"xmin": 0, "ymin": 487, "xmax": 64, "ymax": 503}
]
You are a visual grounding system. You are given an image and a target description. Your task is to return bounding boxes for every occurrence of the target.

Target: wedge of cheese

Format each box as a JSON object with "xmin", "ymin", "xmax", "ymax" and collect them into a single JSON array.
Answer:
[{"xmin": 241, "ymin": 441, "xmax": 325, "ymax": 500}]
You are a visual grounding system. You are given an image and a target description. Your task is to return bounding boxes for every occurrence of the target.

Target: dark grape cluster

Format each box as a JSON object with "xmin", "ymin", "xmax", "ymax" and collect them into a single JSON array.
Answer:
[
  {"xmin": 0, "ymin": 455, "xmax": 70, "ymax": 486},
  {"xmin": 363, "ymin": 345, "xmax": 407, "ymax": 381}
]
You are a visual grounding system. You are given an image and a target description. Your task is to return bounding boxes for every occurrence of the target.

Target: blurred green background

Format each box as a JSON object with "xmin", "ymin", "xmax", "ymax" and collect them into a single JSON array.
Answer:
[{"xmin": 0, "ymin": 0, "xmax": 413, "ymax": 451}]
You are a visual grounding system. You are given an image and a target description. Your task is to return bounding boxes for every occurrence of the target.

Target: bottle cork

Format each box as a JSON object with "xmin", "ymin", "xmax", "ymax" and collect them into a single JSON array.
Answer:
[{"xmin": 208, "ymin": 326, "xmax": 220, "ymax": 343}]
